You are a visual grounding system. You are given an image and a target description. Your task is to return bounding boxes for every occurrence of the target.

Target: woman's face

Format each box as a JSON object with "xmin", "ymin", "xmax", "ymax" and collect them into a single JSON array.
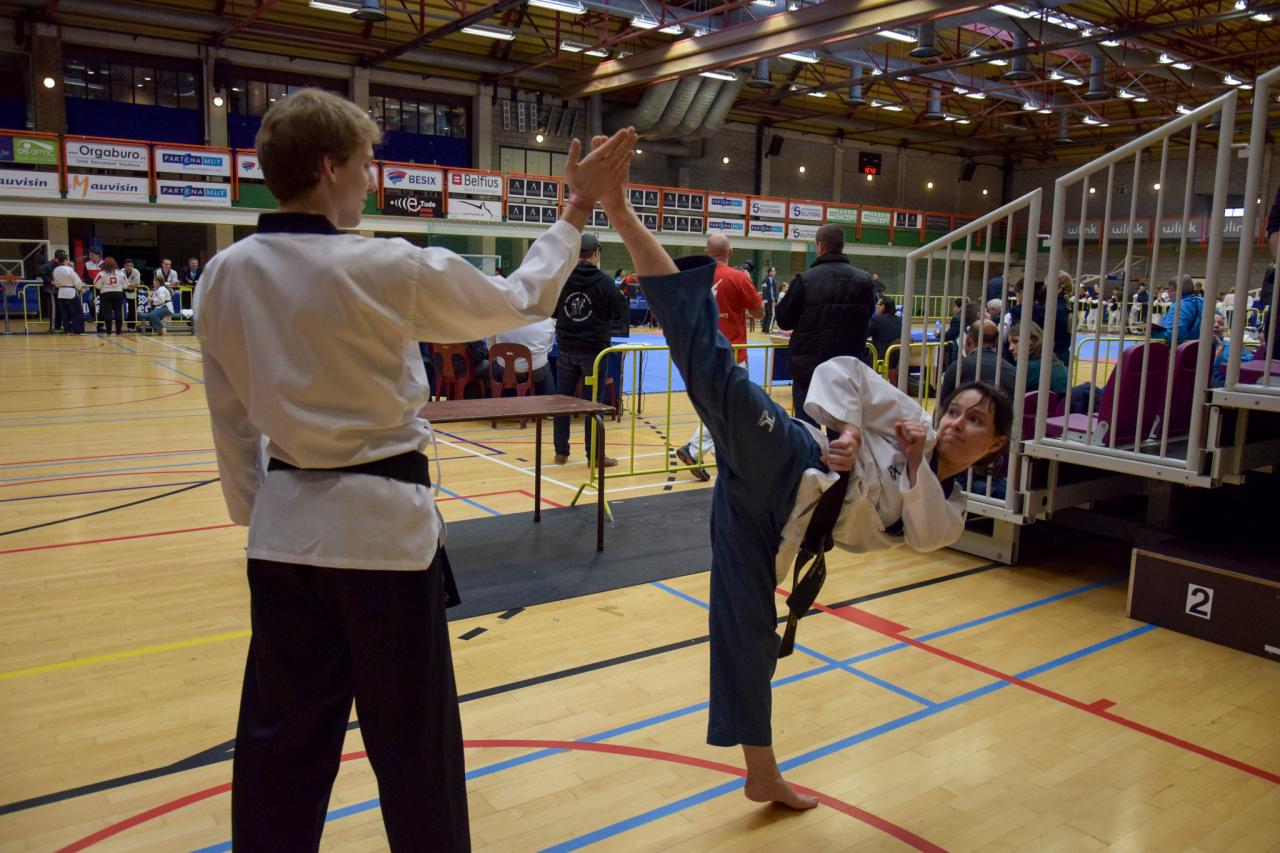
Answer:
[
  {"xmin": 936, "ymin": 389, "xmax": 1007, "ymax": 470},
  {"xmin": 1007, "ymin": 335, "xmax": 1019, "ymax": 357}
]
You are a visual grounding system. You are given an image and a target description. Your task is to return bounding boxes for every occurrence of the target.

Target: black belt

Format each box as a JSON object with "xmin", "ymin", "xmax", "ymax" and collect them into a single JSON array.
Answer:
[
  {"xmin": 779, "ymin": 470, "xmax": 850, "ymax": 658},
  {"xmin": 268, "ymin": 450, "xmax": 431, "ymax": 487}
]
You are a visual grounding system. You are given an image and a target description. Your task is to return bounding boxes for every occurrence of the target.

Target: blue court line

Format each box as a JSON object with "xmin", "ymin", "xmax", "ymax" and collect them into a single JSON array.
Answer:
[
  {"xmin": 185, "ymin": 575, "xmax": 1120, "ymax": 853},
  {"xmin": 153, "ymin": 359, "xmax": 204, "ymax": 385},
  {"xmin": 544, "ymin": 623, "xmax": 1158, "ymax": 853},
  {"xmin": 430, "ymin": 427, "xmax": 506, "ymax": 456},
  {"xmin": 0, "ymin": 480, "xmax": 206, "ymax": 504},
  {"xmin": 104, "ymin": 337, "xmax": 136, "ymax": 354},
  {"xmin": 436, "ymin": 485, "xmax": 501, "ymax": 517},
  {"xmin": 0, "ymin": 459, "xmax": 218, "ymax": 485}
]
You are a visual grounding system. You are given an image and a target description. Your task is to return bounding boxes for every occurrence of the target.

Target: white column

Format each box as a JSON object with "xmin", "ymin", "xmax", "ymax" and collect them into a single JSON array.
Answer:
[
  {"xmin": 351, "ymin": 67, "xmax": 370, "ymax": 109},
  {"xmin": 832, "ymin": 144, "xmax": 844, "ymax": 202},
  {"xmin": 46, "ymin": 217, "xmax": 69, "ymax": 252},
  {"xmin": 473, "ymin": 87, "xmax": 494, "ymax": 170},
  {"xmin": 214, "ymin": 224, "xmax": 235, "ymax": 252}
]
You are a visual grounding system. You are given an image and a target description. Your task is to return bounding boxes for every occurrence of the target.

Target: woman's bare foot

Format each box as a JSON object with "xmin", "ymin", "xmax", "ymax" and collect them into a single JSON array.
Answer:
[{"xmin": 741, "ymin": 745, "xmax": 819, "ymax": 810}]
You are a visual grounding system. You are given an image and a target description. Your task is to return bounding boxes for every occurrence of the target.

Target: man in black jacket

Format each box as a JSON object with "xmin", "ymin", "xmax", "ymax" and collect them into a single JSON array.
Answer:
[
  {"xmin": 552, "ymin": 232, "xmax": 627, "ymax": 466},
  {"xmin": 38, "ymin": 249, "xmax": 68, "ymax": 333},
  {"xmin": 774, "ymin": 223, "xmax": 876, "ymax": 425},
  {"xmin": 937, "ymin": 319, "xmax": 1018, "ymax": 405}
]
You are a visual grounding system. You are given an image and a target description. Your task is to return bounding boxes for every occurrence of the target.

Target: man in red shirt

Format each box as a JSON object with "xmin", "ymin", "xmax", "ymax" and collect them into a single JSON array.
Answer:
[{"xmin": 676, "ymin": 233, "xmax": 763, "ymax": 480}]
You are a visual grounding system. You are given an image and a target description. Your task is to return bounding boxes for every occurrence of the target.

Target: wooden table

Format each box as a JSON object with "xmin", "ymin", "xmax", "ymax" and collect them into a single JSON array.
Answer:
[{"xmin": 419, "ymin": 395, "xmax": 615, "ymax": 551}]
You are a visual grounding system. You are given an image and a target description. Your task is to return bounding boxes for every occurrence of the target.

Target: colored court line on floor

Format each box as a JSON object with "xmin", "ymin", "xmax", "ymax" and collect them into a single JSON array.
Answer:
[
  {"xmin": 0, "ymin": 629, "xmax": 252, "ymax": 683},
  {"xmin": 0, "ymin": 463, "xmax": 221, "ymax": 487},
  {"xmin": 153, "ymin": 360, "xmax": 205, "ymax": 384},
  {"xmin": 0, "ymin": 480, "xmax": 209, "ymax": 503},
  {"xmin": 0, "ymin": 447, "xmax": 216, "ymax": 470},
  {"xmin": 0, "ymin": 379, "xmax": 191, "ymax": 414},
  {"xmin": 0, "ymin": 412, "xmax": 213, "ymax": 429},
  {"xmin": 0, "ymin": 522, "xmax": 237, "ymax": 556}
]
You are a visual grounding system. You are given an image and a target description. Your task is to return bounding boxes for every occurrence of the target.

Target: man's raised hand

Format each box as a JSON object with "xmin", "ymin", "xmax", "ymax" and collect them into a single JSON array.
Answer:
[{"xmin": 564, "ymin": 127, "xmax": 637, "ymax": 207}]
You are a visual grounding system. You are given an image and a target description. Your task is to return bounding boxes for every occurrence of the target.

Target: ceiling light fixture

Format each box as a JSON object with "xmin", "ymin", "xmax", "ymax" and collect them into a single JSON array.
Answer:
[
  {"xmin": 990, "ymin": 4, "xmax": 1034, "ymax": 18},
  {"xmin": 988, "ymin": 57, "xmax": 1009, "ymax": 67},
  {"xmin": 463, "ymin": 23, "xmax": 516, "ymax": 39},
  {"xmin": 964, "ymin": 90, "xmax": 987, "ymax": 99},
  {"xmin": 1157, "ymin": 52, "xmax": 1175, "ymax": 64},
  {"xmin": 1172, "ymin": 61, "xmax": 1192, "ymax": 70},
  {"xmin": 805, "ymin": 90, "xmax": 828, "ymax": 97},
  {"xmin": 1223, "ymin": 73, "xmax": 1243, "ymax": 86},
  {"xmin": 528, "ymin": 0, "xmax": 586, "ymax": 13},
  {"xmin": 1176, "ymin": 103, "xmax": 1192, "ymax": 114},
  {"xmin": 957, "ymin": 118, "xmax": 971, "ymax": 124},
  {"xmin": 1251, "ymin": 11, "xmax": 1273, "ymax": 21},
  {"xmin": 308, "ymin": 0, "xmax": 358, "ymax": 12},
  {"xmin": 1082, "ymin": 114, "xmax": 1102, "ymax": 125},
  {"xmin": 699, "ymin": 69, "xmax": 738, "ymax": 81},
  {"xmin": 1118, "ymin": 88, "xmax": 1136, "ymax": 99},
  {"xmin": 780, "ymin": 49, "xmax": 819, "ymax": 63},
  {"xmin": 953, "ymin": 85, "xmax": 969, "ymax": 95},
  {"xmin": 881, "ymin": 103, "xmax": 904, "ymax": 111},
  {"xmin": 1062, "ymin": 76, "xmax": 1084, "ymax": 86},
  {"xmin": 877, "ymin": 29, "xmax": 917, "ymax": 43},
  {"xmin": 1037, "ymin": 106, "xmax": 1052, "ymax": 114},
  {"xmin": 751, "ymin": 0, "xmax": 777, "ymax": 5},
  {"xmin": 1022, "ymin": 100, "xmax": 1038, "ymax": 111},
  {"xmin": 1100, "ymin": 37, "xmax": 1122, "ymax": 47}
]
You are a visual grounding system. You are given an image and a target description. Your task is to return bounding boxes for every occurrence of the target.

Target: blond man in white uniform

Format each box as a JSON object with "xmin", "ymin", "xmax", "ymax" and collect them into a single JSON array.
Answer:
[{"xmin": 196, "ymin": 88, "xmax": 637, "ymax": 852}]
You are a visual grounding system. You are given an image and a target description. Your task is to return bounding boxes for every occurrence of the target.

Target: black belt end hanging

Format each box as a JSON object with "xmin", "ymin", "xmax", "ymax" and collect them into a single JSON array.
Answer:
[{"xmin": 777, "ymin": 470, "xmax": 849, "ymax": 659}]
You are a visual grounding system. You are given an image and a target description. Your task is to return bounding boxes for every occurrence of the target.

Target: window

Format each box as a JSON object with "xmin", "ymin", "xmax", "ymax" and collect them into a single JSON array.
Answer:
[
  {"xmin": 133, "ymin": 67, "xmax": 155, "ymax": 106},
  {"xmin": 111, "ymin": 64, "xmax": 133, "ymax": 103},
  {"xmin": 367, "ymin": 92, "xmax": 468, "ymax": 138},
  {"xmin": 62, "ymin": 54, "xmax": 201, "ymax": 109},
  {"xmin": 64, "ymin": 60, "xmax": 87, "ymax": 99},
  {"xmin": 157, "ymin": 69, "xmax": 179, "ymax": 108},
  {"xmin": 178, "ymin": 72, "xmax": 198, "ymax": 109}
]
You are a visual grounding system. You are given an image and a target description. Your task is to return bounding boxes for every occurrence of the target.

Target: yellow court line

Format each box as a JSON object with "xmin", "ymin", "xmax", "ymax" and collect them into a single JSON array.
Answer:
[{"xmin": 0, "ymin": 629, "xmax": 250, "ymax": 682}]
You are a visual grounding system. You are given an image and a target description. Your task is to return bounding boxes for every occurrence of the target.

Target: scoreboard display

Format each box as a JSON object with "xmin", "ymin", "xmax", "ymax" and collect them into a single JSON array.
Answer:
[{"xmin": 858, "ymin": 151, "xmax": 882, "ymax": 176}]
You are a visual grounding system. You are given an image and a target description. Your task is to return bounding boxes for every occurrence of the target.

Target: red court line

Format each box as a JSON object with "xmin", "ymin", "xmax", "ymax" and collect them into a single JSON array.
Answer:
[
  {"xmin": 0, "ymin": 382, "xmax": 191, "ymax": 414},
  {"xmin": 54, "ymin": 741, "xmax": 944, "ymax": 853},
  {"xmin": 802, "ymin": 598, "xmax": 1280, "ymax": 785},
  {"xmin": 0, "ymin": 383, "xmax": 183, "ymax": 394},
  {"xmin": 0, "ymin": 523, "xmax": 237, "ymax": 555},
  {"xmin": 517, "ymin": 489, "xmax": 564, "ymax": 508},
  {"xmin": 1, "ymin": 448, "xmax": 214, "ymax": 468},
  {"xmin": 0, "ymin": 470, "xmax": 220, "ymax": 489}
]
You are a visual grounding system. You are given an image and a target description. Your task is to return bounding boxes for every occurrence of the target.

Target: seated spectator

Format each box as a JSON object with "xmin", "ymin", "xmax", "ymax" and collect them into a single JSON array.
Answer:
[
  {"xmin": 866, "ymin": 296, "xmax": 901, "ymax": 369},
  {"xmin": 1007, "ymin": 321, "xmax": 1068, "ymax": 396},
  {"xmin": 944, "ymin": 300, "xmax": 981, "ymax": 369},
  {"xmin": 938, "ymin": 319, "xmax": 1017, "ymax": 404},
  {"xmin": 143, "ymin": 278, "xmax": 174, "ymax": 335},
  {"xmin": 1211, "ymin": 313, "xmax": 1252, "ymax": 387},
  {"xmin": 492, "ymin": 318, "xmax": 555, "ymax": 395},
  {"xmin": 1009, "ymin": 275, "xmax": 1072, "ymax": 369},
  {"xmin": 1151, "ymin": 274, "xmax": 1203, "ymax": 344}
]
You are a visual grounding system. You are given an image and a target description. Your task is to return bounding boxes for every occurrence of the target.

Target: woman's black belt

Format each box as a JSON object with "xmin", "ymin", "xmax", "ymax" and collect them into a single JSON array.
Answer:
[{"xmin": 267, "ymin": 450, "xmax": 431, "ymax": 487}]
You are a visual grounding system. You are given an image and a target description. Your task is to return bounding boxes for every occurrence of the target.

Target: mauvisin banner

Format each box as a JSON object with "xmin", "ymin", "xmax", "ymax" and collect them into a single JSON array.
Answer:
[
  {"xmin": 0, "ymin": 168, "xmax": 60, "ymax": 197},
  {"xmin": 67, "ymin": 174, "xmax": 149, "ymax": 203}
]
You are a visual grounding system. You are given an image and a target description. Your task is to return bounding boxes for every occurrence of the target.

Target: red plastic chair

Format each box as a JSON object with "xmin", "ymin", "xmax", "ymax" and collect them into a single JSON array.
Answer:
[
  {"xmin": 433, "ymin": 343, "xmax": 486, "ymax": 401},
  {"xmin": 488, "ymin": 343, "xmax": 534, "ymax": 428}
]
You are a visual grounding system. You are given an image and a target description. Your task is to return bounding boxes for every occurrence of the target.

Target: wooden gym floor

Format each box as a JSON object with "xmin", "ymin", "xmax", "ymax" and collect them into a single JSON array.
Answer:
[{"xmin": 1, "ymin": 330, "xmax": 1277, "ymax": 853}]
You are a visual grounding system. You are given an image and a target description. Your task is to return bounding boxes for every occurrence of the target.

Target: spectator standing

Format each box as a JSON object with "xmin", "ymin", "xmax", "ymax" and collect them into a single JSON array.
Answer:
[
  {"xmin": 760, "ymin": 265, "xmax": 778, "ymax": 334},
  {"xmin": 492, "ymin": 318, "xmax": 555, "ymax": 396},
  {"xmin": 774, "ymin": 222, "xmax": 875, "ymax": 425},
  {"xmin": 938, "ymin": 319, "xmax": 1018, "ymax": 404},
  {"xmin": 1134, "ymin": 281, "xmax": 1150, "ymax": 324},
  {"xmin": 84, "ymin": 250, "xmax": 102, "ymax": 284},
  {"xmin": 53, "ymin": 255, "xmax": 86, "ymax": 335},
  {"xmin": 674, "ymin": 233, "xmax": 763, "ymax": 480},
  {"xmin": 551, "ymin": 231, "xmax": 626, "ymax": 466},
  {"xmin": 38, "ymin": 249, "xmax": 67, "ymax": 332},
  {"xmin": 871, "ymin": 271, "xmax": 886, "ymax": 299},
  {"xmin": 96, "ymin": 257, "xmax": 127, "ymax": 335},
  {"xmin": 985, "ymin": 269, "xmax": 1005, "ymax": 303},
  {"xmin": 121, "ymin": 259, "xmax": 141, "ymax": 331}
]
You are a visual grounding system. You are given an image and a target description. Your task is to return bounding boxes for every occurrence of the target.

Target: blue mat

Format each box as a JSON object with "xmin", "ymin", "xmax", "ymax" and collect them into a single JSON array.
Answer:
[{"xmin": 612, "ymin": 331, "xmax": 788, "ymax": 394}]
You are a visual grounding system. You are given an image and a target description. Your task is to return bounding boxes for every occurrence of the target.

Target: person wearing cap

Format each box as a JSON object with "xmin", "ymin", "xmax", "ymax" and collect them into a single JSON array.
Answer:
[{"xmin": 551, "ymin": 231, "xmax": 627, "ymax": 466}]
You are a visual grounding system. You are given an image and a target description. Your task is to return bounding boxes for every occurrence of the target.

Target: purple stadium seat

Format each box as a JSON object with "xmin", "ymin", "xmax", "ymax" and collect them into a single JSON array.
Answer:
[{"xmin": 1045, "ymin": 342, "xmax": 1170, "ymax": 447}]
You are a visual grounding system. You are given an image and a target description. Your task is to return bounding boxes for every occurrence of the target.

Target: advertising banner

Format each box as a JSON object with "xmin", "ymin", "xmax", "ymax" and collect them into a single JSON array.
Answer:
[
  {"xmin": 662, "ymin": 190, "xmax": 704, "ymax": 212},
  {"xmin": 0, "ymin": 168, "xmax": 61, "ymax": 197},
  {"xmin": 788, "ymin": 223, "xmax": 820, "ymax": 242},
  {"xmin": 384, "ymin": 189, "xmax": 443, "ymax": 218},
  {"xmin": 506, "ymin": 202, "xmax": 558, "ymax": 224},
  {"xmin": 1065, "ymin": 221, "xmax": 1100, "ymax": 240},
  {"xmin": 860, "ymin": 209, "xmax": 891, "ymax": 227},
  {"xmin": 706, "ymin": 216, "xmax": 746, "ymax": 236},
  {"xmin": 788, "ymin": 201, "xmax": 824, "ymax": 222},
  {"xmin": 748, "ymin": 220, "xmax": 786, "ymax": 238},
  {"xmin": 447, "ymin": 171, "xmax": 502, "ymax": 197},
  {"xmin": 707, "ymin": 194, "xmax": 747, "ymax": 216},
  {"xmin": 507, "ymin": 176, "xmax": 561, "ymax": 200},
  {"xmin": 1157, "ymin": 218, "xmax": 1202, "ymax": 240},
  {"xmin": 65, "ymin": 139, "xmax": 150, "ymax": 172},
  {"xmin": 748, "ymin": 198, "xmax": 786, "ymax": 220},
  {"xmin": 1108, "ymin": 220, "xmax": 1149, "ymax": 239},
  {"xmin": 13, "ymin": 136, "xmax": 58, "ymax": 166},
  {"xmin": 236, "ymin": 152, "xmax": 265, "ymax": 181},
  {"xmin": 383, "ymin": 165, "xmax": 444, "ymax": 193},
  {"xmin": 827, "ymin": 206, "xmax": 858, "ymax": 224},
  {"xmin": 154, "ymin": 146, "xmax": 231, "ymax": 177},
  {"xmin": 894, "ymin": 212, "xmax": 920, "ymax": 230},
  {"xmin": 155, "ymin": 179, "xmax": 232, "ymax": 206},
  {"xmin": 447, "ymin": 198, "xmax": 503, "ymax": 221},
  {"xmin": 67, "ymin": 173, "xmax": 149, "ymax": 203},
  {"xmin": 627, "ymin": 187, "xmax": 661, "ymax": 208}
]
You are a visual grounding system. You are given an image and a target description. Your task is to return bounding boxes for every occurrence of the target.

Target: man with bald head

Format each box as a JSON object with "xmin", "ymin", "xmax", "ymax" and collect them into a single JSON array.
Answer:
[
  {"xmin": 674, "ymin": 232, "xmax": 764, "ymax": 480},
  {"xmin": 937, "ymin": 318, "xmax": 1016, "ymax": 405},
  {"xmin": 775, "ymin": 222, "xmax": 876, "ymax": 425}
]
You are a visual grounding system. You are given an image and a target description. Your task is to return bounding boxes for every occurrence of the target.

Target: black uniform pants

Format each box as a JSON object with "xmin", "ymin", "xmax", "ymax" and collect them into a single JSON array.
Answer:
[
  {"xmin": 99, "ymin": 291, "xmax": 125, "ymax": 334},
  {"xmin": 232, "ymin": 550, "xmax": 469, "ymax": 852}
]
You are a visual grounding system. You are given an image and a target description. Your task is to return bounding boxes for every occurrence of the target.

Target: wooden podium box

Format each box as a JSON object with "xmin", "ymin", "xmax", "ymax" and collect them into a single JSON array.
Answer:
[{"xmin": 1128, "ymin": 544, "xmax": 1280, "ymax": 662}]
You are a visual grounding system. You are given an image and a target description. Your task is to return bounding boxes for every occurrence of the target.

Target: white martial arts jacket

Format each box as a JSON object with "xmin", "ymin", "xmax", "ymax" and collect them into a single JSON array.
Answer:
[
  {"xmin": 196, "ymin": 213, "xmax": 580, "ymax": 571},
  {"xmin": 775, "ymin": 356, "xmax": 967, "ymax": 581}
]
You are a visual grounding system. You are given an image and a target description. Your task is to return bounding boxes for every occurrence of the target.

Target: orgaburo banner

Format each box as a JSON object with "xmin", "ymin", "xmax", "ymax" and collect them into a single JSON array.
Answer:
[
  {"xmin": 67, "ymin": 174, "xmax": 149, "ymax": 203},
  {"xmin": 154, "ymin": 146, "xmax": 231, "ymax": 177},
  {"xmin": 64, "ymin": 140, "xmax": 149, "ymax": 172},
  {"xmin": 0, "ymin": 168, "xmax": 60, "ymax": 198},
  {"xmin": 156, "ymin": 179, "xmax": 232, "ymax": 206}
]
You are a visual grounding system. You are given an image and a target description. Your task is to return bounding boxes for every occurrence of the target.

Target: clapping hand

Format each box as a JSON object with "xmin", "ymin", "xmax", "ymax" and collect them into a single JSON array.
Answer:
[{"xmin": 564, "ymin": 127, "xmax": 638, "ymax": 208}]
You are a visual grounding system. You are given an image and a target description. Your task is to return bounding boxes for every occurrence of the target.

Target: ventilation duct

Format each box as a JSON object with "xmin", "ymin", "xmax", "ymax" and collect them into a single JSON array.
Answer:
[
  {"xmin": 1002, "ymin": 30, "xmax": 1034, "ymax": 81},
  {"xmin": 690, "ymin": 75, "xmax": 746, "ymax": 138},
  {"xmin": 843, "ymin": 65, "xmax": 866, "ymax": 106},
  {"xmin": 749, "ymin": 58, "xmax": 771, "ymax": 88},
  {"xmin": 1084, "ymin": 52, "xmax": 1108, "ymax": 100},
  {"xmin": 909, "ymin": 20, "xmax": 940, "ymax": 59},
  {"xmin": 1056, "ymin": 109, "xmax": 1072, "ymax": 143},
  {"xmin": 650, "ymin": 76, "xmax": 703, "ymax": 136},
  {"xmin": 674, "ymin": 78, "xmax": 723, "ymax": 137},
  {"xmin": 923, "ymin": 85, "xmax": 944, "ymax": 120}
]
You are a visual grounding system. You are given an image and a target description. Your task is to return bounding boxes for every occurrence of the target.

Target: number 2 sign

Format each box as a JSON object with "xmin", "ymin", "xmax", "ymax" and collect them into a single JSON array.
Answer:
[{"xmin": 1185, "ymin": 584, "xmax": 1213, "ymax": 620}]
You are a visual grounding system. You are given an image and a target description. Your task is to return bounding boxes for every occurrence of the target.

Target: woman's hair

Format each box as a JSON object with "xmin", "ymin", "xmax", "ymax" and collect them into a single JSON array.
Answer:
[
  {"xmin": 100, "ymin": 256, "xmax": 118, "ymax": 273},
  {"xmin": 934, "ymin": 381, "xmax": 1013, "ymax": 470},
  {"xmin": 879, "ymin": 296, "xmax": 896, "ymax": 314},
  {"xmin": 255, "ymin": 88, "xmax": 382, "ymax": 203},
  {"xmin": 1009, "ymin": 321, "xmax": 1044, "ymax": 358}
]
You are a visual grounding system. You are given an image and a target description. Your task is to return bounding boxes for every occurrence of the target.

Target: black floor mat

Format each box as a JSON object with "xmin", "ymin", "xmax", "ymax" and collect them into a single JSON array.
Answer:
[{"xmin": 444, "ymin": 487, "xmax": 713, "ymax": 620}]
